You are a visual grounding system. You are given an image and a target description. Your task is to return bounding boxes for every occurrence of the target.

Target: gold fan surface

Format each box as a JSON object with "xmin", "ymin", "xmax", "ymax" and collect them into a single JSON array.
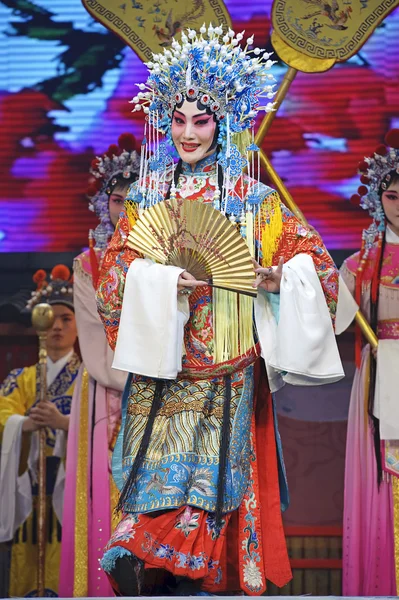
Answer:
[{"xmin": 127, "ymin": 198, "xmax": 256, "ymax": 296}]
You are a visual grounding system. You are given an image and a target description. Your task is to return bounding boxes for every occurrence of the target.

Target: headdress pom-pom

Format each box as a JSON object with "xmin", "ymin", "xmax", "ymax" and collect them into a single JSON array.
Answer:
[
  {"xmin": 375, "ymin": 144, "xmax": 387, "ymax": 156},
  {"xmin": 91, "ymin": 158, "xmax": 101, "ymax": 170},
  {"xmin": 106, "ymin": 144, "xmax": 121, "ymax": 159},
  {"xmin": 350, "ymin": 194, "xmax": 361, "ymax": 206},
  {"xmin": 51, "ymin": 265, "xmax": 71, "ymax": 282},
  {"xmin": 118, "ymin": 133, "xmax": 137, "ymax": 152},
  {"xmin": 385, "ymin": 129, "xmax": 399, "ymax": 150},
  {"xmin": 357, "ymin": 185, "xmax": 368, "ymax": 197},
  {"xmin": 87, "ymin": 177, "xmax": 102, "ymax": 197},
  {"xmin": 33, "ymin": 269, "xmax": 47, "ymax": 285}
]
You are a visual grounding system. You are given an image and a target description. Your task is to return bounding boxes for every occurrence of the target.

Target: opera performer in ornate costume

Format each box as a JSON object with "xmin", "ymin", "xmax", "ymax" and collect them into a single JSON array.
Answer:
[
  {"xmin": 336, "ymin": 130, "xmax": 399, "ymax": 596},
  {"xmin": 0, "ymin": 266, "xmax": 79, "ymax": 597},
  {"xmin": 97, "ymin": 24, "xmax": 344, "ymax": 596},
  {"xmin": 59, "ymin": 134, "xmax": 140, "ymax": 597}
]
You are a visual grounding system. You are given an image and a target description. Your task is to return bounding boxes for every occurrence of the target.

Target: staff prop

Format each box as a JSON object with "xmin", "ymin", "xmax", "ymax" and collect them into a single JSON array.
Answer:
[{"xmin": 31, "ymin": 303, "xmax": 55, "ymax": 597}]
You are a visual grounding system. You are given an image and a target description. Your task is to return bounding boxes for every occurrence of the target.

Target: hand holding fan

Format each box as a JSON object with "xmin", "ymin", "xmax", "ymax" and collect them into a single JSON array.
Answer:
[{"xmin": 126, "ymin": 197, "xmax": 257, "ymax": 297}]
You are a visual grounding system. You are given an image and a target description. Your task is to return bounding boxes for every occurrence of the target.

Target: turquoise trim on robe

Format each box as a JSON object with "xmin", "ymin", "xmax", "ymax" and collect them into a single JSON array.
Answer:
[{"xmin": 112, "ymin": 372, "xmax": 133, "ymax": 492}]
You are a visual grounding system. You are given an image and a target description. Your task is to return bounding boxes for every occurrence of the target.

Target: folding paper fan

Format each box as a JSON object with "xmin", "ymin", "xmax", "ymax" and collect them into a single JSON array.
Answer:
[{"xmin": 126, "ymin": 198, "xmax": 256, "ymax": 296}]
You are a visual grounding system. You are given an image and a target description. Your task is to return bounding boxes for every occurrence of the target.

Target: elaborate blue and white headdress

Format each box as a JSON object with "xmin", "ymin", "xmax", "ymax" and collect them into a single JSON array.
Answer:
[
  {"xmin": 352, "ymin": 129, "xmax": 399, "ymax": 251},
  {"xmin": 129, "ymin": 24, "xmax": 276, "ymax": 211},
  {"xmin": 131, "ymin": 24, "xmax": 276, "ymax": 138}
]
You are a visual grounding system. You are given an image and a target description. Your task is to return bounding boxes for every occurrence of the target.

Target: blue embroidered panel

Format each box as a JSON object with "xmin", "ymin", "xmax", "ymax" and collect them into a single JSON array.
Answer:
[{"xmin": 121, "ymin": 366, "xmax": 255, "ymax": 515}]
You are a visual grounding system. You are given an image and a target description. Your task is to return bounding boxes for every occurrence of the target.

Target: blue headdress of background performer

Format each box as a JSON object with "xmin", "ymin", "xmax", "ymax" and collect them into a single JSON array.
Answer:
[
  {"xmin": 351, "ymin": 129, "xmax": 399, "ymax": 256},
  {"xmin": 88, "ymin": 133, "xmax": 141, "ymax": 249},
  {"xmin": 129, "ymin": 23, "xmax": 277, "ymax": 215},
  {"xmin": 26, "ymin": 265, "xmax": 74, "ymax": 312}
]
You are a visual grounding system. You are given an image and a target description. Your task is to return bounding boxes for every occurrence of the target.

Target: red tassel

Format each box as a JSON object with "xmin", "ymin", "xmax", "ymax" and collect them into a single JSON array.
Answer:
[{"xmin": 89, "ymin": 234, "xmax": 100, "ymax": 289}]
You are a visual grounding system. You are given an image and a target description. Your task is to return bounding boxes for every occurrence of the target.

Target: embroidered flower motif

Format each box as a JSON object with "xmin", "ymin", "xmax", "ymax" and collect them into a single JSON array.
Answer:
[
  {"xmin": 243, "ymin": 559, "xmax": 263, "ymax": 590},
  {"xmin": 175, "ymin": 507, "xmax": 201, "ymax": 537},
  {"xmin": 154, "ymin": 543, "xmax": 174, "ymax": 561},
  {"xmin": 203, "ymin": 187, "xmax": 216, "ymax": 202},
  {"xmin": 176, "ymin": 551, "xmax": 206, "ymax": 570},
  {"xmin": 206, "ymin": 513, "xmax": 226, "ymax": 540},
  {"xmin": 177, "ymin": 176, "xmax": 207, "ymax": 198},
  {"xmin": 207, "ymin": 558, "xmax": 220, "ymax": 570},
  {"xmin": 109, "ymin": 514, "xmax": 139, "ymax": 545},
  {"xmin": 188, "ymin": 553, "xmax": 206, "ymax": 570},
  {"xmin": 296, "ymin": 225, "xmax": 308, "ymax": 238}
]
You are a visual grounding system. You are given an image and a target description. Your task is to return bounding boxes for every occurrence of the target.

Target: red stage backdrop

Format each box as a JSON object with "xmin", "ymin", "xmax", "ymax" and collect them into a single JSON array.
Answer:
[{"xmin": 0, "ymin": 1, "xmax": 398, "ymax": 252}]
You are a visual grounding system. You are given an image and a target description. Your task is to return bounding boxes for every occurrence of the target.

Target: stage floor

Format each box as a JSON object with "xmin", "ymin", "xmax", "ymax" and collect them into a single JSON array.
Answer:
[{"xmin": 12, "ymin": 597, "xmax": 394, "ymax": 599}]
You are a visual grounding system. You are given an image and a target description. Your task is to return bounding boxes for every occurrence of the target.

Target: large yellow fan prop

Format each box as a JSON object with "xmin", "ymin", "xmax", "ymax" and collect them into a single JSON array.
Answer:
[{"xmin": 126, "ymin": 197, "xmax": 256, "ymax": 297}]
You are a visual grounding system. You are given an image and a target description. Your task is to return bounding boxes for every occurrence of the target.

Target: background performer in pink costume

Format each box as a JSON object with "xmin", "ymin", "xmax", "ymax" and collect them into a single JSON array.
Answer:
[
  {"xmin": 338, "ymin": 129, "xmax": 399, "ymax": 596},
  {"xmin": 59, "ymin": 134, "xmax": 140, "ymax": 597}
]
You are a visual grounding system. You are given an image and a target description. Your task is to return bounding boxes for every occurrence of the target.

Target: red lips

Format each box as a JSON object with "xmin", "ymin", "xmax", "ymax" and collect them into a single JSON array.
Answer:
[{"xmin": 181, "ymin": 143, "xmax": 200, "ymax": 153}]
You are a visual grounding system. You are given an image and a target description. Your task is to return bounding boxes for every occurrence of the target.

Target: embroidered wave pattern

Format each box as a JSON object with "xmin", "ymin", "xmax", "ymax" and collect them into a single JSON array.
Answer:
[{"xmin": 121, "ymin": 367, "xmax": 254, "ymax": 514}]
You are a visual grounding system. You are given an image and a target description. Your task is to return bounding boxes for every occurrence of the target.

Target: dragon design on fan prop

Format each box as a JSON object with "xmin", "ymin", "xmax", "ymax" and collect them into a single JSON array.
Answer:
[
  {"xmin": 153, "ymin": 0, "xmax": 206, "ymax": 47},
  {"xmin": 301, "ymin": 0, "xmax": 353, "ymax": 30}
]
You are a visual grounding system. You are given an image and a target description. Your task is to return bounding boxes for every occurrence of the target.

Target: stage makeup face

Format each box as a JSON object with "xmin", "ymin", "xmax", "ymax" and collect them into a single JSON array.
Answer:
[
  {"xmin": 382, "ymin": 179, "xmax": 399, "ymax": 237},
  {"xmin": 109, "ymin": 190, "xmax": 126, "ymax": 227},
  {"xmin": 109, "ymin": 182, "xmax": 131, "ymax": 227},
  {"xmin": 171, "ymin": 99, "xmax": 217, "ymax": 166}
]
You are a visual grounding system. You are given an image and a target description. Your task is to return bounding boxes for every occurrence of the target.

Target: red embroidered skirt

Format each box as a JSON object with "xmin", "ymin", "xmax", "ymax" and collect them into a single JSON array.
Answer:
[{"xmin": 102, "ymin": 505, "xmax": 242, "ymax": 592}]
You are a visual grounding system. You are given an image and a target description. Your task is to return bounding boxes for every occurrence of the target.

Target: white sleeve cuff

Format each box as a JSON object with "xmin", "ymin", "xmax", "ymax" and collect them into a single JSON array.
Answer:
[
  {"xmin": 113, "ymin": 258, "xmax": 189, "ymax": 379},
  {"xmin": 255, "ymin": 253, "xmax": 344, "ymax": 391}
]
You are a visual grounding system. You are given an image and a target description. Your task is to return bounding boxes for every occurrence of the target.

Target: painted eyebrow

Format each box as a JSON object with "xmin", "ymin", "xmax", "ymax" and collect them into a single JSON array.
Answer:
[{"xmin": 174, "ymin": 110, "xmax": 210, "ymax": 119}]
